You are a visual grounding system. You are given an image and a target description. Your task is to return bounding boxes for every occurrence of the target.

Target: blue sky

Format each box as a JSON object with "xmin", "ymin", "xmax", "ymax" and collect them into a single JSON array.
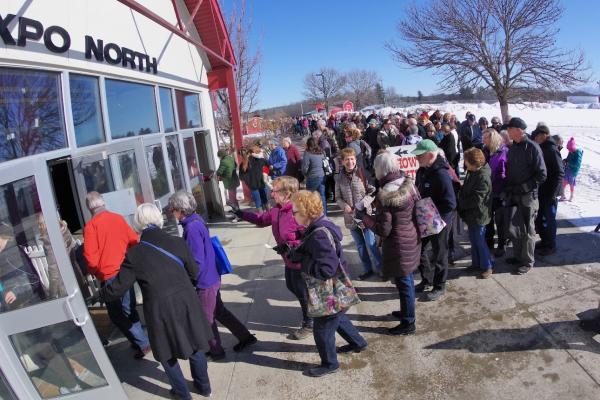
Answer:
[{"xmin": 221, "ymin": 0, "xmax": 600, "ymax": 109}]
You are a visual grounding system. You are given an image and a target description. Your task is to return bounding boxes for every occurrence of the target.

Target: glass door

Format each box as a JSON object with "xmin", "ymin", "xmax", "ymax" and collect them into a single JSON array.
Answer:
[
  {"xmin": 0, "ymin": 157, "xmax": 126, "ymax": 399},
  {"xmin": 181, "ymin": 133, "xmax": 208, "ymax": 218}
]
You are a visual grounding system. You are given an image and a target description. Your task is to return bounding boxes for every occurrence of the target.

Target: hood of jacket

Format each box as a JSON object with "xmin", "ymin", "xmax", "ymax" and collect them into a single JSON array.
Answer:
[
  {"xmin": 378, "ymin": 172, "xmax": 415, "ymax": 208},
  {"xmin": 305, "ymin": 215, "xmax": 343, "ymax": 243}
]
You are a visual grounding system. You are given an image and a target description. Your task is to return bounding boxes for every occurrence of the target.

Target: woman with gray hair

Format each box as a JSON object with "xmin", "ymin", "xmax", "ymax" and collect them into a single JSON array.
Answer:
[
  {"xmin": 356, "ymin": 151, "xmax": 421, "ymax": 335},
  {"xmin": 168, "ymin": 191, "xmax": 256, "ymax": 359},
  {"xmin": 100, "ymin": 203, "xmax": 213, "ymax": 398}
]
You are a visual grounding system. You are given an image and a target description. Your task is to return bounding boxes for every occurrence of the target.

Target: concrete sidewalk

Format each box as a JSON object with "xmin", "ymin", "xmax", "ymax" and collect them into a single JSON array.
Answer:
[{"xmin": 104, "ymin": 206, "xmax": 600, "ymax": 400}]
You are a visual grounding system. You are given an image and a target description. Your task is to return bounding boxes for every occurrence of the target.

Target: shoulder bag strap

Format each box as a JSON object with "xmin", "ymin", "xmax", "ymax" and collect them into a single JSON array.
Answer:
[{"xmin": 139, "ymin": 241, "xmax": 184, "ymax": 269}]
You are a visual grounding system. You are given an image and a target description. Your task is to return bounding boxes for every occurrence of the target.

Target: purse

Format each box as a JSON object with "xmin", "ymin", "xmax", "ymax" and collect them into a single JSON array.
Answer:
[
  {"xmin": 414, "ymin": 196, "xmax": 447, "ymax": 238},
  {"xmin": 301, "ymin": 227, "xmax": 361, "ymax": 317}
]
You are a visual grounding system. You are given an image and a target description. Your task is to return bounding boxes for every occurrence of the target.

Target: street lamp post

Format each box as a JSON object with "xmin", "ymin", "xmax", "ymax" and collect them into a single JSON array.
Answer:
[{"xmin": 315, "ymin": 73, "xmax": 327, "ymax": 116}]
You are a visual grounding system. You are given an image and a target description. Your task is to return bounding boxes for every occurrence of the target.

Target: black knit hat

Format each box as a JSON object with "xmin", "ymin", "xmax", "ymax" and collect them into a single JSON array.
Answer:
[{"xmin": 507, "ymin": 117, "xmax": 527, "ymax": 130}]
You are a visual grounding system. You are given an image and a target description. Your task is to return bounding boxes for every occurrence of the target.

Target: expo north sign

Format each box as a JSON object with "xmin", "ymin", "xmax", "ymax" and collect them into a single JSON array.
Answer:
[{"xmin": 0, "ymin": 14, "xmax": 158, "ymax": 74}]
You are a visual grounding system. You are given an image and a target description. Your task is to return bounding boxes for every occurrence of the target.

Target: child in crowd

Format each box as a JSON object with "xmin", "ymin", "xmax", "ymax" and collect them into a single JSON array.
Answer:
[{"xmin": 561, "ymin": 137, "xmax": 583, "ymax": 202}]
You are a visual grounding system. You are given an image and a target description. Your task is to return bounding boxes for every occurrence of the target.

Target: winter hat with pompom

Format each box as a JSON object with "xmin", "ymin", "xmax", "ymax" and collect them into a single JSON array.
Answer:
[{"xmin": 567, "ymin": 137, "xmax": 577, "ymax": 152}]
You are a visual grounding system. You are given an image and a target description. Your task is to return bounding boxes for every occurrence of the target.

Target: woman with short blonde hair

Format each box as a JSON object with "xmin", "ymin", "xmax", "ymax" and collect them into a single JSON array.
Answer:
[{"xmin": 288, "ymin": 190, "xmax": 367, "ymax": 377}]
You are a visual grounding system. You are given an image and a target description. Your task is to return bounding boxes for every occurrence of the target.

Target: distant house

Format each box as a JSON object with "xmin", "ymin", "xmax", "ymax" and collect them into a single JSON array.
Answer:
[
  {"xmin": 245, "ymin": 116, "xmax": 264, "ymax": 134},
  {"xmin": 567, "ymin": 96, "xmax": 600, "ymax": 104}
]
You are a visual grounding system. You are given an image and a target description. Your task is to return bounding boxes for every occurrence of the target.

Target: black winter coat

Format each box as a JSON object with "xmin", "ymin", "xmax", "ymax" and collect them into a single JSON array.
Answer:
[
  {"xmin": 538, "ymin": 138, "xmax": 565, "ymax": 200},
  {"xmin": 506, "ymin": 136, "xmax": 547, "ymax": 196},
  {"xmin": 415, "ymin": 155, "xmax": 457, "ymax": 224},
  {"xmin": 439, "ymin": 133, "xmax": 458, "ymax": 169},
  {"xmin": 239, "ymin": 155, "xmax": 268, "ymax": 190},
  {"xmin": 458, "ymin": 164, "xmax": 492, "ymax": 226},
  {"xmin": 101, "ymin": 228, "xmax": 213, "ymax": 362}
]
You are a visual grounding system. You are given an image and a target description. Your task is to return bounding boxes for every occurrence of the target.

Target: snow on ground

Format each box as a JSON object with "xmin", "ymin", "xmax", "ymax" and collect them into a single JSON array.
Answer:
[{"xmin": 379, "ymin": 101, "xmax": 600, "ymax": 233}]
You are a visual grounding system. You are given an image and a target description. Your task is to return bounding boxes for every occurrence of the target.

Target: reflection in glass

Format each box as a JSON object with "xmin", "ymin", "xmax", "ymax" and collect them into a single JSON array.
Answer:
[
  {"xmin": 70, "ymin": 74, "xmax": 105, "ymax": 147},
  {"xmin": 0, "ymin": 367, "xmax": 17, "ymax": 399},
  {"xmin": 11, "ymin": 321, "xmax": 107, "ymax": 398},
  {"xmin": 110, "ymin": 151, "xmax": 144, "ymax": 205},
  {"xmin": 0, "ymin": 68, "xmax": 67, "ymax": 163},
  {"xmin": 175, "ymin": 90, "xmax": 203, "ymax": 129},
  {"xmin": 0, "ymin": 176, "xmax": 66, "ymax": 314},
  {"xmin": 183, "ymin": 137, "xmax": 207, "ymax": 217},
  {"xmin": 159, "ymin": 87, "xmax": 176, "ymax": 133},
  {"xmin": 79, "ymin": 159, "xmax": 114, "ymax": 194},
  {"xmin": 105, "ymin": 79, "xmax": 158, "ymax": 139},
  {"xmin": 145, "ymin": 144, "xmax": 169, "ymax": 198},
  {"xmin": 166, "ymin": 136, "xmax": 184, "ymax": 191}
]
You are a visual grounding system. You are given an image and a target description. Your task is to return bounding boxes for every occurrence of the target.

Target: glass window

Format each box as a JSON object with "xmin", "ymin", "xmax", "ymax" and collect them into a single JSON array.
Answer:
[
  {"xmin": 183, "ymin": 137, "xmax": 207, "ymax": 217},
  {"xmin": 0, "ymin": 176, "xmax": 67, "ymax": 314},
  {"xmin": 110, "ymin": 150, "xmax": 144, "ymax": 206},
  {"xmin": 80, "ymin": 159, "xmax": 115, "ymax": 195},
  {"xmin": 159, "ymin": 87, "xmax": 176, "ymax": 133},
  {"xmin": 10, "ymin": 321, "xmax": 107, "ymax": 398},
  {"xmin": 69, "ymin": 75, "xmax": 105, "ymax": 147},
  {"xmin": 0, "ymin": 368, "xmax": 17, "ymax": 399},
  {"xmin": 0, "ymin": 68, "xmax": 67, "ymax": 163},
  {"xmin": 175, "ymin": 90, "xmax": 203, "ymax": 129},
  {"xmin": 105, "ymin": 79, "xmax": 158, "ymax": 139},
  {"xmin": 145, "ymin": 144, "xmax": 169, "ymax": 198},
  {"xmin": 166, "ymin": 136, "xmax": 184, "ymax": 191}
]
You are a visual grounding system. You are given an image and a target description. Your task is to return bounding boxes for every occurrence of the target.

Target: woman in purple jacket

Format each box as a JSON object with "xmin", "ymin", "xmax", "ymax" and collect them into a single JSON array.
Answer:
[
  {"xmin": 232, "ymin": 176, "xmax": 312, "ymax": 340},
  {"xmin": 169, "ymin": 191, "xmax": 256, "ymax": 360},
  {"xmin": 483, "ymin": 128, "xmax": 509, "ymax": 257}
]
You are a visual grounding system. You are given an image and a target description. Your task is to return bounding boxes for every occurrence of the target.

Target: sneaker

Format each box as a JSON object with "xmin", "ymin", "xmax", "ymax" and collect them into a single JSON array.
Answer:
[
  {"xmin": 424, "ymin": 287, "xmax": 445, "ymax": 301},
  {"xmin": 193, "ymin": 383, "xmax": 212, "ymax": 398},
  {"xmin": 336, "ymin": 344, "xmax": 367, "ymax": 353},
  {"xmin": 169, "ymin": 389, "xmax": 192, "ymax": 400},
  {"xmin": 304, "ymin": 365, "xmax": 339, "ymax": 377},
  {"xmin": 505, "ymin": 257, "xmax": 520, "ymax": 265},
  {"xmin": 290, "ymin": 326, "xmax": 312, "ymax": 340},
  {"xmin": 517, "ymin": 265, "xmax": 532, "ymax": 275},
  {"xmin": 537, "ymin": 247, "xmax": 556, "ymax": 256},
  {"xmin": 494, "ymin": 247, "xmax": 506, "ymax": 258},
  {"xmin": 414, "ymin": 281, "xmax": 432, "ymax": 293},
  {"xmin": 388, "ymin": 322, "xmax": 416, "ymax": 336},
  {"xmin": 479, "ymin": 269, "xmax": 493, "ymax": 279},
  {"xmin": 233, "ymin": 334, "xmax": 257, "ymax": 352},
  {"xmin": 358, "ymin": 271, "xmax": 374, "ymax": 281},
  {"xmin": 134, "ymin": 346, "xmax": 151, "ymax": 359}
]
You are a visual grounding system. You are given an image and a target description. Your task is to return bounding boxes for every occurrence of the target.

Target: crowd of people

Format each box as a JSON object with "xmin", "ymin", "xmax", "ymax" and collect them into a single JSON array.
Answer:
[{"xmin": 67, "ymin": 106, "xmax": 590, "ymax": 398}]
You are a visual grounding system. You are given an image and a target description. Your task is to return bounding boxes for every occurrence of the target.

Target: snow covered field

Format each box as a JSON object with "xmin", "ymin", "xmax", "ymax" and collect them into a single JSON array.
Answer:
[{"xmin": 381, "ymin": 101, "xmax": 600, "ymax": 233}]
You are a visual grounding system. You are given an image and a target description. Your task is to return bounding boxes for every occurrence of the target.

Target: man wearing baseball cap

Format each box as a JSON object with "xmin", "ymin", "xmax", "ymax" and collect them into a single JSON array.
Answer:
[
  {"xmin": 505, "ymin": 117, "xmax": 547, "ymax": 274},
  {"xmin": 412, "ymin": 140, "xmax": 457, "ymax": 301}
]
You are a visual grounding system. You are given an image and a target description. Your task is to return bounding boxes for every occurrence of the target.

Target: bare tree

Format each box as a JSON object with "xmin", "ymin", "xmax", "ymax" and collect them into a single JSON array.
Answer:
[
  {"xmin": 384, "ymin": 86, "xmax": 402, "ymax": 105},
  {"xmin": 303, "ymin": 68, "xmax": 347, "ymax": 113},
  {"xmin": 216, "ymin": 0, "xmax": 261, "ymax": 148},
  {"xmin": 346, "ymin": 69, "xmax": 380, "ymax": 109},
  {"xmin": 386, "ymin": 0, "xmax": 589, "ymax": 121}
]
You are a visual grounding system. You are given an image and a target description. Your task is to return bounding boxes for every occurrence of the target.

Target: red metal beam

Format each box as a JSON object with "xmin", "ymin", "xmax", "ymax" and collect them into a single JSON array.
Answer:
[
  {"xmin": 116, "ymin": 0, "xmax": 233, "ymax": 67},
  {"xmin": 171, "ymin": 0, "xmax": 183, "ymax": 29},
  {"xmin": 184, "ymin": 0, "xmax": 204, "ymax": 30}
]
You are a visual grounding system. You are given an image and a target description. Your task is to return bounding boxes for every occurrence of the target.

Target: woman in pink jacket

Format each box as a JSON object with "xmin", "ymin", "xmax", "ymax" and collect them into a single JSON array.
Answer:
[{"xmin": 231, "ymin": 176, "xmax": 311, "ymax": 340}]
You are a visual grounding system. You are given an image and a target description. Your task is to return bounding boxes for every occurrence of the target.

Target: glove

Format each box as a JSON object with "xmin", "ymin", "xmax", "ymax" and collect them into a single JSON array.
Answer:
[{"xmin": 272, "ymin": 243, "xmax": 290, "ymax": 256}]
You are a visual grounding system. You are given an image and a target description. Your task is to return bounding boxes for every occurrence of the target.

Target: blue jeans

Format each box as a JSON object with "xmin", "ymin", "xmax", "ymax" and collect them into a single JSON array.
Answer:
[
  {"xmin": 394, "ymin": 274, "xmax": 415, "ymax": 325},
  {"xmin": 161, "ymin": 351, "xmax": 211, "ymax": 399},
  {"xmin": 305, "ymin": 176, "xmax": 327, "ymax": 214},
  {"xmin": 535, "ymin": 197, "xmax": 558, "ymax": 249},
  {"xmin": 284, "ymin": 268, "xmax": 312, "ymax": 328},
  {"xmin": 350, "ymin": 227, "xmax": 382, "ymax": 273},
  {"xmin": 313, "ymin": 310, "xmax": 367, "ymax": 369},
  {"xmin": 467, "ymin": 225, "xmax": 493, "ymax": 271},
  {"xmin": 250, "ymin": 186, "xmax": 270, "ymax": 209},
  {"xmin": 102, "ymin": 277, "xmax": 149, "ymax": 350}
]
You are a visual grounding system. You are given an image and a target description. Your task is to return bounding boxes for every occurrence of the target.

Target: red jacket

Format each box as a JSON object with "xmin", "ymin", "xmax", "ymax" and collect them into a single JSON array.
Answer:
[{"xmin": 83, "ymin": 210, "xmax": 139, "ymax": 281}]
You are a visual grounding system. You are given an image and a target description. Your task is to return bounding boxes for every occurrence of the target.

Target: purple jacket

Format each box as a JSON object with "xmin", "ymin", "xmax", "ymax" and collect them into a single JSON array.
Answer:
[
  {"xmin": 241, "ymin": 202, "xmax": 304, "ymax": 270},
  {"xmin": 488, "ymin": 145, "xmax": 508, "ymax": 196},
  {"xmin": 181, "ymin": 213, "xmax": 219, "ymax": 289}
]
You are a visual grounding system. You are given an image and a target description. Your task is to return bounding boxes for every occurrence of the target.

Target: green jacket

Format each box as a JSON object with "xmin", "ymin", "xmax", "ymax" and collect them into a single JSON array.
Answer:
[
  {"xmin": 458, "ymin": 163, "xmax": 491, "ymax": 227},
  {"xmin": 216, "ymin": 155, "xmax": 239, "ymax": 189}
]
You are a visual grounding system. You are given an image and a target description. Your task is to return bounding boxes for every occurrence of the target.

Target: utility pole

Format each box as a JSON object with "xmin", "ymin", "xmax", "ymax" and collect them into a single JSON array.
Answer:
[{"xmin": 315, "ymin": 73, "xmax": 327, "ymax": 116}]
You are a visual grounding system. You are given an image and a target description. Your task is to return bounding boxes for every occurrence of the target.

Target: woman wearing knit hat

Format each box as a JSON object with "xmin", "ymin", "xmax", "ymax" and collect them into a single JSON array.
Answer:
[{"xmin": 560, "ymin": 137, "xmax": 583, "ymax": 202}]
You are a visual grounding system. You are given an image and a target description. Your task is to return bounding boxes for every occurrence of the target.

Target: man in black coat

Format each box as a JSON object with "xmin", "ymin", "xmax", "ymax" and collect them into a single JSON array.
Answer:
[
  {"xmin": 364, "ymin": 119, "xmax": 381, "ymax": 165},
  {"xmin": 505, "ymin": 118, "xmax": 547, "ymax": 275},
  {"xmin": 532, "ymin": 125, "xmax": 564, "ymax": 255},
  {"xmin": 412, "ymin": 140, "xmax": 457, "ymax": 301}
]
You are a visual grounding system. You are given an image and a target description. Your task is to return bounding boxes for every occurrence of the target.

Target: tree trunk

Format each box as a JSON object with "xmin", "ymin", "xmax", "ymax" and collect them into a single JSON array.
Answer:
[{"xmin": 499, "ymin": 98, "xmax": 510, "ymax": 123}]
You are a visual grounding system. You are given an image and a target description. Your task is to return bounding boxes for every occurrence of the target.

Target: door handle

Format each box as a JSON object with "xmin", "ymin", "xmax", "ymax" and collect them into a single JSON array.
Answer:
[{"xmin": 66, "ymin": 287, "xmax": 89, "ymax": 327}]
